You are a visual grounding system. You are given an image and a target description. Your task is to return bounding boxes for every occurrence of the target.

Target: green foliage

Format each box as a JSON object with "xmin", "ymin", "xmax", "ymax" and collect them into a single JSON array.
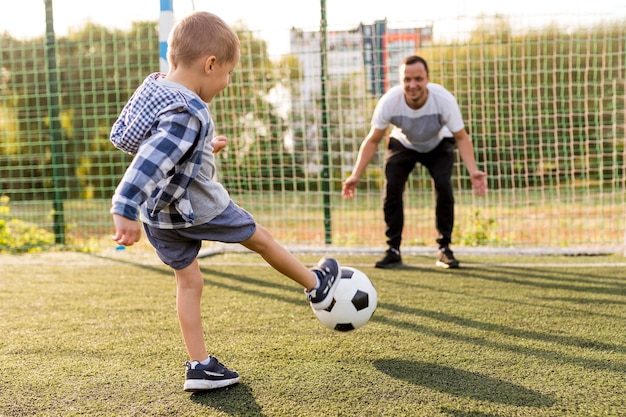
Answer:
[
  {"xmin": 422, "ymin": 19, "xmax": 626, "ymax": 190},
  {"xmin": 1, "ymin": 21, "xmax": 297, "ymax": 199},
  {"xmin": 1, "ymin": 19, "xmax": 624, "ymax": 198},
  {"xmin": 457, "ymin": 210, "xmax": 502, "ymax": 246},
  {"xmin": 0, "ymin": 196, "xmax": 55, "ymax": 253}
]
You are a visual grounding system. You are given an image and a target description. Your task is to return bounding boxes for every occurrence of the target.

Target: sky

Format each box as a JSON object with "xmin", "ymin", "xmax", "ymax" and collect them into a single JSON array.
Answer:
[{"xmin": 1, "ymin": 0, "xmax": 625, "ymax": 56}]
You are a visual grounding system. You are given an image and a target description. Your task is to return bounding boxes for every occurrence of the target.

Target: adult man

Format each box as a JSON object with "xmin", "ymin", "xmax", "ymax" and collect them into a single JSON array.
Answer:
[{"xmin": 342, "ymin": 55, "xmax": 487, "ymax": 269}]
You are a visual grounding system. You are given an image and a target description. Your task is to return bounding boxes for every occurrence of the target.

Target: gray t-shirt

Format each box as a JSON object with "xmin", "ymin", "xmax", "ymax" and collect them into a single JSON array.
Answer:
[{"xmin": 153, "ymin": 78, "xmax": 231, "ymax": 226}]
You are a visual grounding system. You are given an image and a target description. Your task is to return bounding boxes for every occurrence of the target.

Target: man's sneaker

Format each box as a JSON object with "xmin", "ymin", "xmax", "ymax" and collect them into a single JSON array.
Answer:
[
  {"xmin": 305, "ymin": 258, "xmax": 341, "ymax": 310},
  {"xmin": 375, "ymin": 248, "xmax": 402, "ymax": 269},
  {"xmin": 183, "ymin": 356, "xmax": 240, "ymax": 392},
  {"xmin": 436, "ymin": 247, "xmax": 460, "ymax": 269}
]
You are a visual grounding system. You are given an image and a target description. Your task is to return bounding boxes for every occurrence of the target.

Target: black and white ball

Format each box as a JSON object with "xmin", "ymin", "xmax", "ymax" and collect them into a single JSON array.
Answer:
[{"xmin": 313, "ymin": 266, "xmax": 377, "ymax": 331}]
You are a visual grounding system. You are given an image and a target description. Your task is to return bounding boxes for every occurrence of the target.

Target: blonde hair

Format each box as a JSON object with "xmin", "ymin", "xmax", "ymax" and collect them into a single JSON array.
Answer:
[{"xmin": 167, "ymin": 11, "xmax": 240, "ymax": 69}]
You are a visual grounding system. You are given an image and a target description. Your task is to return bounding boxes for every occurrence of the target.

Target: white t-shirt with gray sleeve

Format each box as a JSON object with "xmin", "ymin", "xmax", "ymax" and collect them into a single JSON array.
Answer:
[{"xmin": 371, "ymin": 83, "xmax": 464, "ymax": 153}]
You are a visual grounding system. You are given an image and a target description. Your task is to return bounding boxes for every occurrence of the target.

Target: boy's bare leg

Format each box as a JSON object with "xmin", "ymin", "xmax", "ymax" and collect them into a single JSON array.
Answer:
[
  {"xmin": 174, "ymin": 259, "xmax": 209, "ymax": 361},
  {"xmin": 241, "ymin": 225, "xmax": 317, "ymax": 290}
]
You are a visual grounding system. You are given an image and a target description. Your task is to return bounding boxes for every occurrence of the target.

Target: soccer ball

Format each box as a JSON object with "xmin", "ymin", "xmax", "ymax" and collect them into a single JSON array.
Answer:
[{"xmin": 313, "ymin": 266, "xmax": 377, "ymax": 332}]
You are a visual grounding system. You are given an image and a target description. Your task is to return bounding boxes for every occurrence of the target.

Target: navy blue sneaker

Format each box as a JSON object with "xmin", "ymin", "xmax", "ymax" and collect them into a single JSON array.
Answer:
[
  {"xmin": 183, "ymin": 356, "xmax": 240, "ymax": 392},
  {"xmin": 305, "ymin": 258, "xmax": 341, "ymax": 310}
]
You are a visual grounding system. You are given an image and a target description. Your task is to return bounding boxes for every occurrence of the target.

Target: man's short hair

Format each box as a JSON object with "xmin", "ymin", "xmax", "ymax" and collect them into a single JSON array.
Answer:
[{"xmin": 402, "ymin": 55, "xmax": 429, "ymax": 75}]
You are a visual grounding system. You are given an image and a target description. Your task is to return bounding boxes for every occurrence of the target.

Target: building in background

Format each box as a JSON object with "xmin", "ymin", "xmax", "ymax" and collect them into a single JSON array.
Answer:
[
  {"xmin": 290, "ymin": 19, "xmax": 433, "ymax": 99},
  {"xmin": 287, "ymin": 20, "xmax": 433, "ymax": 178}
]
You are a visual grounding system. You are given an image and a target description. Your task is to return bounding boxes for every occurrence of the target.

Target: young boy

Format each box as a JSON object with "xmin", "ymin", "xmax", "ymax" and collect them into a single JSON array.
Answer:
[{"xmin": 109, "ymin": 11, "xmax": 340, "ymax": 392}]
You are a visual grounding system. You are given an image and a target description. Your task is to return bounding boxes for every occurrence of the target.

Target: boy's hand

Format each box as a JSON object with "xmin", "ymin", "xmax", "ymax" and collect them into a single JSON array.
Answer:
[
  {"xmin": 112, "ymin": 214, "xmax": 141, "ymax": 246},
  {"xmin": 211, "ymin": 136, "xmax": 228, "ymax": 153}
]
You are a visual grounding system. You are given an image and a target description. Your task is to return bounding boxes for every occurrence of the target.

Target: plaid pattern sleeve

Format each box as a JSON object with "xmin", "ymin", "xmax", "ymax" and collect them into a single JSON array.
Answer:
[
  {"xmin": 110, "ymin": 74, "xmax": 170, "ymax": 155},
  {"xmin": 110, "ymin": 81, "xmax": 212, "ymax": 227}
]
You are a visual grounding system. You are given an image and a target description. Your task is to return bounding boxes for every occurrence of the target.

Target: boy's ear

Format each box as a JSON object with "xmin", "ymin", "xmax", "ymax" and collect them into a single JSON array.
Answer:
[{"xmin": 204, "ymin": 56, "xmax": 217, "ymax": 75}]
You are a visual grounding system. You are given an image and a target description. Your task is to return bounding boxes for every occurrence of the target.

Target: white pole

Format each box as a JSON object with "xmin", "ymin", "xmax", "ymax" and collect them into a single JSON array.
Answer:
[{"xmin": 159, "ymin": 0, "xmax": 174, "ymax": 73}]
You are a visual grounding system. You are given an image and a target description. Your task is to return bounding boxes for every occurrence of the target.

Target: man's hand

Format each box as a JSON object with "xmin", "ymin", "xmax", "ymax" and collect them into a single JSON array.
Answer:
[
  {"xmin": 112, "ymin": 214, "xmax": 142, "ymax": 246},
  {"xmin": 470, "ymin": 170, "xmax": 488, "ymax": 196},
  {"xmin": 342, "ymin": 175, "xmax": 360, "ymax": 200}
]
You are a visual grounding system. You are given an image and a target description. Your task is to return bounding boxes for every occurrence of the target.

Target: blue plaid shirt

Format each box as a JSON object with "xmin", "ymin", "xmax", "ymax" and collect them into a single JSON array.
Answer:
[{"xmin": 110, "ymin": 73, "xmax": 215, "ymax": 228}]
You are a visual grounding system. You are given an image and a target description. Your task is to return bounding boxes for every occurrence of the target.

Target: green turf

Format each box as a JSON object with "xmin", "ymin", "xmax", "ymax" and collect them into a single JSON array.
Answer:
[{"xmin": 0, "ymin": 251, "xmax": 625, "ymax": 416}]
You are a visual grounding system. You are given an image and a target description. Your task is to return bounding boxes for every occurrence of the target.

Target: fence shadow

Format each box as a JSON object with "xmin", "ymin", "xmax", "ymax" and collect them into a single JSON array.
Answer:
[
  {"xmin": 190, "ymin": 382, "xmax": 267, "ymax": 416},
  {"xmin": 373, "ymin": 359, "xmax": 555, "ymax": 408}
]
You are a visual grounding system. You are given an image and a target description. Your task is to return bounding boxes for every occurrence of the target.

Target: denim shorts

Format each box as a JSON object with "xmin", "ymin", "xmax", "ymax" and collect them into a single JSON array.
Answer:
[{"xmin": 143, "ymin": 201, "xmax": 257, "ymax": 270}]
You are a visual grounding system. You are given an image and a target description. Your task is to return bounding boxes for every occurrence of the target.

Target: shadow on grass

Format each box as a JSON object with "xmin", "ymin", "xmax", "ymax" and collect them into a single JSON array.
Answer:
[
  {"xmin": 88, "ymin": 253, "xmax": 172, "ymax": 277},
  {"xmin": 189, "ymin": 382, "xmax": 267, "ymax": 416},
  {"xmin": 538, "ymin": 296, "xmax": 626, "ymax": 306},
  {"xmin": 373, "ymin": 359, "xmax": 555, "ymax": 408},
  {"xmin": 372, "ymin": 306, "xmax": 626, "ymax": 374},
  {"xmin": 438, "ymin": 406, "xmax": 505, "ymax": 417},
  {"xmin": 375, "ymin": 301, "xmax": 626, "ymax": 354},
  {"xmin": 461, "ymin": 265, "xmax": 626, "ymax": 296},
  {"xmin": 198, "ymin": 265, "xmax": 306, "ymax": 306}
]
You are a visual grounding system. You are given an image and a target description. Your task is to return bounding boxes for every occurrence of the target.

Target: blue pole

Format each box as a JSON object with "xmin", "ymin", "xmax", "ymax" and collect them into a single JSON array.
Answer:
[{"xmin": 159, "ymin": 0, "xmax": 174, "ymax": 73}]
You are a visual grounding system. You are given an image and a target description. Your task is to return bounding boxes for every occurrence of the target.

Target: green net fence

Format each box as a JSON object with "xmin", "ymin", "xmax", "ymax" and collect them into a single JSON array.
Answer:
[{"xmin": 0, "ymin": 1, "xmax": 624, "ymax": 254}]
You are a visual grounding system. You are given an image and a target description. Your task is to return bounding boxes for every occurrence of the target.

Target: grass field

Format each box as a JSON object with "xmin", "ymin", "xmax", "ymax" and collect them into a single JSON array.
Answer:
[{"xmin": 1, "ymin": 250, "xmax": 625, "ymax": 416}]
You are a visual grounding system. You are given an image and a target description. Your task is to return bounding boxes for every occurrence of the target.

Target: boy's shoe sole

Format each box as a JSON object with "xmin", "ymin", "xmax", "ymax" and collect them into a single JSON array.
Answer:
[{"xmin": 183, "ymin": 375, "xmax": 240, "ymax": 391}]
